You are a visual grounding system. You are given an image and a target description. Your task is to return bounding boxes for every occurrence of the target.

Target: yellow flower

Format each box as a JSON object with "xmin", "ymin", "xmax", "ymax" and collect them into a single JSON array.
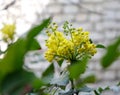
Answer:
[
  {"xmin": 0, "ymin": 24, "xmax": 16, "ymax": 42},
  {"xmin": 44, "ymin": 22, "xmax": 97, "ymax": 62},
  {"xmin": 45, "ymin": 49, "xmax": 55, "ymax": 62},
  {"xmin": 45, "ymin": 31, "xmax": 73, "ymax": 62}
]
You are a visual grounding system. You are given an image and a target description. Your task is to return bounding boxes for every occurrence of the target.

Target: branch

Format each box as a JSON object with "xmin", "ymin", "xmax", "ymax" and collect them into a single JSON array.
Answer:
[
  {"xmin": 70, "ymin": 0, "xmax": 104, "ymax": 15},
  {"xmin": 3, "ymin": 0, "xmax": 16, "ymax": 10}
]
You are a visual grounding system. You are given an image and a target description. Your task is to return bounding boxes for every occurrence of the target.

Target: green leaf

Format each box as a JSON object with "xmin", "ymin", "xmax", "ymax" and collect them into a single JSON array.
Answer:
[
  {"xmin": 96, "ymin": 44, "xmax": 106, "ymax": 49},
  {"xmin": 26, "ymin": 18, "xmax": 51, "ymax": 50},
  {"xmin": 57, "ymin": 59, "xmax": 64, "ymax": 67},
  {"xmin": 29, "ymin": 39, "xmax": 41, "ymax": 51},
  {"xmin": 75, "ymin": 75, "xmax": 96, "ymax": 89},
  {"xmin": 94, "ymin": 90, "xmax": 100, "ymax": 95},
  {"xmin": 98, "ymin": 87, "xmax": 104, "ymax": 93},
  {"xmin": 79, "ymin": 86, "xmax": 92, "ymax": 92},
  {"xmin": 82, "ymin": 75, "xmax": 96, "ymax": 83},
  {"xmin": 117, "ymin": 82, "xmax": 120, "ymax": 86},
  {"xmin": 32, "ymin": 78, "xmax": 45, "ymax": 90},
  {"xmin": 42, "ymin": 63, "xmax": 54, "ymax": 84},
  {"xmin": 26, "ymin": 18, "xmax": 51, "ymax": 42},
  {"xmin": 94, "ymin": 86, "xmax": 110, "ymax": 95},
  {"xmin": 0, "ymin": 38, "xmax": 27, "ymax": 83},
  {"xmin": 101, "ymin": 37, "xmax": 120, "ymax": 68},
  {"xmin": 1, "ymin": 70, "xmax": 34, "ymax": 95},
  {"xmin": 94, "ymin": 84, "xmax": 120, "ymax": 95},
  {"xmin": 68, "ymin": 57, "xmax": 88, "ymax": 79},
  {"xmin": 42, "ymin": 63, "xmax": 54, "ymax": 77}
]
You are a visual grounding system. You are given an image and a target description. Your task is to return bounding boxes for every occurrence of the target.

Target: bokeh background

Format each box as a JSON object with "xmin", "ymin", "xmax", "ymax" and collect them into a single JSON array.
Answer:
[{"xmin": 0, "ymin": 0, "xmax": 120, "ymax": 89}]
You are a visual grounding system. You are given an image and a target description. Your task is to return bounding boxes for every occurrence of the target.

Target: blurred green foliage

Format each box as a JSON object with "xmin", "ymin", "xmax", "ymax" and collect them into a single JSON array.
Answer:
[
  {"xmin": 101, "ymin": 37, "xmax": 120, "ymax": 68},
  {"xmin": 0, "ymin": 18, "xmax": 51, "ymax": 95}
]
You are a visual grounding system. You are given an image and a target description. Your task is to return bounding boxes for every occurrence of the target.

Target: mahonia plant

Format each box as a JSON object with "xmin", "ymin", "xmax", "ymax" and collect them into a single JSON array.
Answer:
[
  {"xmin": 44, "ymin": 21, "xmax": 97, "ymax": 63},
  {"xmin": 43, "ymin": 21, "xmax": 98, "ymax": 95}
]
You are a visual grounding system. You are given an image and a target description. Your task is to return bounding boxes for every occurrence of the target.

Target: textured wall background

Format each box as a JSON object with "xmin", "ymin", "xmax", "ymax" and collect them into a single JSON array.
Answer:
[{"xmin": 0, "ymin": 0, "xmax": 120, "ymax": 88}]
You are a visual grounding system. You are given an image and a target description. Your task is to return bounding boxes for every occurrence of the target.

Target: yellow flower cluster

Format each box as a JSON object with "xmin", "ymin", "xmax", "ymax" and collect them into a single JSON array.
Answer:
[
  {"xmin": 71, "ymin": 28, "xmax": 97, "ymax": 56},
  {"xmin": 45, "ymin": 31, "xmax": 74, "ymax": 62},
  {"xmin": 0, "ymin": 24, "xmax": 16, "ymax": 42},
  {"xmin": 44, "ymin": 23, "xmax": 97, "ymax": 62}
]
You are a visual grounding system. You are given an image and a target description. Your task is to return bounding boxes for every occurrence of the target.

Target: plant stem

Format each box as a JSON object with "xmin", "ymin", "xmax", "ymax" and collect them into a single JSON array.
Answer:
[
  {"xmin": 53, "ymin": 87, "xmax": 59, "ymax": 95},
  {"xmin": 70, "ymin": 78, "xmax": 74, "ymax": 90}
]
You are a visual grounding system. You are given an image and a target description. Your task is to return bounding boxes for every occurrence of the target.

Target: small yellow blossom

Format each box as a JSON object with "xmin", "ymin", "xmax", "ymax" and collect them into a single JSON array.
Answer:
[{"xmin": 0, "ymin": 24, "xmax": 16, "ymax": 42}]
